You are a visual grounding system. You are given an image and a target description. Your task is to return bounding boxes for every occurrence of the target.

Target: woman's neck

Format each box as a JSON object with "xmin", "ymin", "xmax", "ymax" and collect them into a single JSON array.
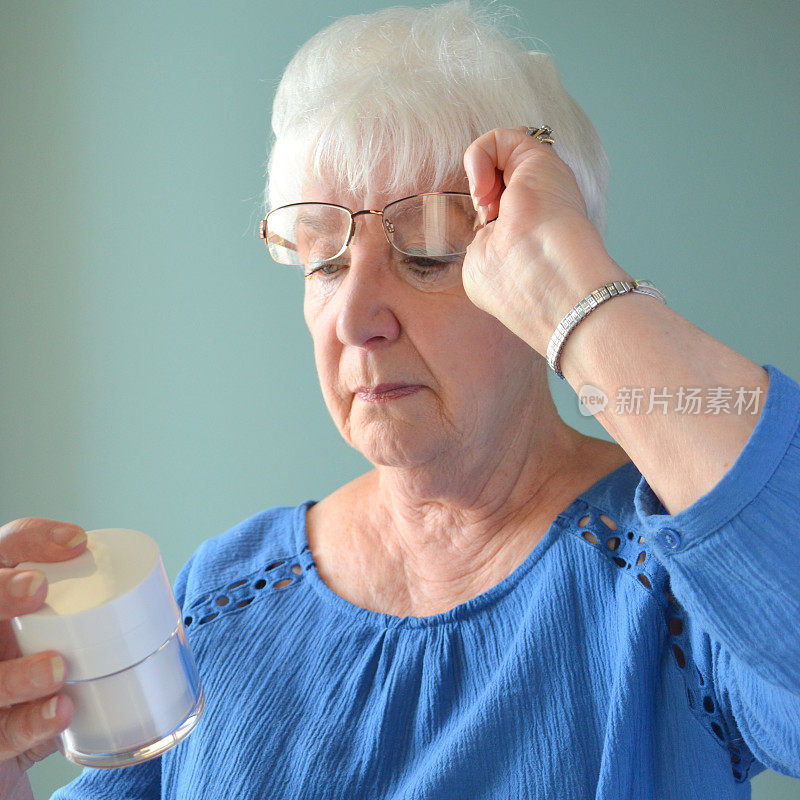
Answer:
[{"xmin": 307, "ymin": 420, "xmax": 629, "ymax": 617}]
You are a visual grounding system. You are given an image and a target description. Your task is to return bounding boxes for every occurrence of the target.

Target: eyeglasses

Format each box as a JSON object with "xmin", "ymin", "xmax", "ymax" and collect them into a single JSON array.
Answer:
[{"xmin": 258, "ymin": 192, "xmax": 480, "ymax": 273}]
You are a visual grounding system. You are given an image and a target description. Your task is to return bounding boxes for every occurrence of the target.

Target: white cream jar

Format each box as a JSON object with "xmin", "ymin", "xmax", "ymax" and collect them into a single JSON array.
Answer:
[{"xmin": 12, "ymin": 528, "xmax": 204, "ymax": 768}]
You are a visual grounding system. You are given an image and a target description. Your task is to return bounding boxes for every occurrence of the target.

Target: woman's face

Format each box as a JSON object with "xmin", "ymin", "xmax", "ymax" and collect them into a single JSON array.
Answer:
[{"xmin": 302, "ymin": 177, "xmax": 544, "ymax": 472}]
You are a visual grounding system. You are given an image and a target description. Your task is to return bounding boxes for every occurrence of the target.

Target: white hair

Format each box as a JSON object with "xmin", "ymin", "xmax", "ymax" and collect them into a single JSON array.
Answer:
[{"xmin": 265, "ymin": 1, "xmax": 609, "ymax": 233}]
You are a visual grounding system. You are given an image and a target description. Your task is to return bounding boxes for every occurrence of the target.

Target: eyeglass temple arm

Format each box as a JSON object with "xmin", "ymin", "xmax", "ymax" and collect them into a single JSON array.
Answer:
[{"xmin": 259, "ymin": 220, "xmax": 298, "ymax": 252}]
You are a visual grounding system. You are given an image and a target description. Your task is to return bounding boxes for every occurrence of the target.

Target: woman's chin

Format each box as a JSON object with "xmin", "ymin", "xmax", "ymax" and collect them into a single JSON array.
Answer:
[{"xmin": 351, "ymin": 432, "xmax": 440, "ymax": 469}]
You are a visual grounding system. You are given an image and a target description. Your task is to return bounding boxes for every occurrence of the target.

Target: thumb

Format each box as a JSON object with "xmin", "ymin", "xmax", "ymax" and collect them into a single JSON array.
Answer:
[{"xmin": 0, "ymin": 519, "xmax": 87, "ymax": 569}]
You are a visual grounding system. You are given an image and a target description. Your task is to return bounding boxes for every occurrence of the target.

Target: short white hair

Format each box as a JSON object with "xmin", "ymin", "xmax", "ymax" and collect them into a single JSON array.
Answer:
[{"xmin": 265, "ymin": 1, "xmax": 609, "ymax": 233}]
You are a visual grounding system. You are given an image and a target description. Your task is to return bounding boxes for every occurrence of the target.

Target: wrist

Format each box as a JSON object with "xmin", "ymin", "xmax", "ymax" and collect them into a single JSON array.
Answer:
[
  {"xmin": 522, "ymin": 251, "xmax": 632, "ymax": 354},
  {"xmin": 548, "ymin": 279, "xmax": 661, "ymax": 378},
  {"xmin": 558, "ymin": 289, "xmax": 667, "ymax": 386}
]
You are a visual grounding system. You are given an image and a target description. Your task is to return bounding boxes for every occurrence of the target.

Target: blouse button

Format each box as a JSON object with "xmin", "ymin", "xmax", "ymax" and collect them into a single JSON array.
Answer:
[{"xmin": 657, "ymin": 527, "xmax": 682, "ymax": 551}]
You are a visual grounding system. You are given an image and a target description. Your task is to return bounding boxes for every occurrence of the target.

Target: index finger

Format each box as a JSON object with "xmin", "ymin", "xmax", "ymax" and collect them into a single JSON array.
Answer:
[{"xmin": 0, "ymin": 518, "xmax": 87, "ymax": 568}]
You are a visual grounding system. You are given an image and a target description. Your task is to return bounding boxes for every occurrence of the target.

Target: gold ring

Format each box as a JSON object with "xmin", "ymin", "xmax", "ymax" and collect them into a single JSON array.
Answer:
[{"xmin": 525, "ymin": 125, "xmax": 554, "ymax": 145}]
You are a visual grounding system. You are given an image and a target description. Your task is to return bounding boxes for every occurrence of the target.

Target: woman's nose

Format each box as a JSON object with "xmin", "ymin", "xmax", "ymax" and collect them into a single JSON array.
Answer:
[{"xmin": 334, "ymin": 225, "xmax": 401, "ymax": 349}]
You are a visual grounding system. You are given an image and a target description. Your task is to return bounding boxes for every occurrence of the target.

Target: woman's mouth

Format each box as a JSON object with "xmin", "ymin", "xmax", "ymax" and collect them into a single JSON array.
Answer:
[{"xmin": 355, "ymin": 384, "xmax": 423, "ymax": 403}]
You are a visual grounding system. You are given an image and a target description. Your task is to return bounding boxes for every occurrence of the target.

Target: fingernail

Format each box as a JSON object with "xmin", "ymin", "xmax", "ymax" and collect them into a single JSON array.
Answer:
[
  {"xmin": 51, "ymin": 655, "xmax": 65, "ymax": 683},
  {"xmin": 42, "ymin": 696, "xmax": 59, "ymax": 720},
  {"xmin": 477, "ymin": 205, "xmax": 488, "ymax": 226},
  {"xmin": 53, "ymin": 527, "xmax": 86, "ymax": 548},
  {"xmin": 31, "ymin": 655, "xmax": 64, "ymax": 688},
  {"xmin": 8, "ymin": 570, "xmax": 46, "ymax": 599}
]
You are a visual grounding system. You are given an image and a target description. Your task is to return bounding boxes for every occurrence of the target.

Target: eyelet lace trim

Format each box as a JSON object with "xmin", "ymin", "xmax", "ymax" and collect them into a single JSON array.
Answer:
[
  {"xmin": 568, "ymin": 501, "xmax": 754, "ymax": 782},
  {"xmin": 663, "ymin": 588, "xmax": 755, "ymax": 782},
  {"xmin": 181, "ymin": 544, "xmax": 314, "ymax": 628},
  {"xmin": 566, "ymin": 501, "xmax": 657, "ymax": 594}
]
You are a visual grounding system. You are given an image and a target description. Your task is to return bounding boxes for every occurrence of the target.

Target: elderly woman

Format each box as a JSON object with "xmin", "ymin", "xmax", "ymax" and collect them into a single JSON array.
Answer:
[{"xmin": 2, "ymin": 2, "xmax": 799, "ymax": 798}]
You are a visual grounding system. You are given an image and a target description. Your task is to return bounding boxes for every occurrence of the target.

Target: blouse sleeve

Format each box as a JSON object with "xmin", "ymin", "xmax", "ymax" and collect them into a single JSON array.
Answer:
[
  {"xmin": 48, "ymin": 548, "xmax": 201, "ymax": 799},
  {"xmin": 634, "ymin": 363, "xmax": 800, "ymax": 779}
]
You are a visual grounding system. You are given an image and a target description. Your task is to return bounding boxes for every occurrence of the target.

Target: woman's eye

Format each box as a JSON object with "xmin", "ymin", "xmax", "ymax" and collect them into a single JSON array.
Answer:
[
  {"xmin": 303, "ymin": 256, "xmax": 457, "ymax": 281},
  {"xmin": 403, "ymin": 256, "xmax": 457, "ymax": 277},
  {"xmin": 305, "ymin": 262, "xmax": 346, "ymax": 279}
]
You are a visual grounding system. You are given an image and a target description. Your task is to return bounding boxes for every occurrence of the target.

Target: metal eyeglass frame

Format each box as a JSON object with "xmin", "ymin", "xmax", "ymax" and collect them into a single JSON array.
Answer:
[{"xmin": 258, "ymin": 191, "xmax": 477, "ymax": 263}]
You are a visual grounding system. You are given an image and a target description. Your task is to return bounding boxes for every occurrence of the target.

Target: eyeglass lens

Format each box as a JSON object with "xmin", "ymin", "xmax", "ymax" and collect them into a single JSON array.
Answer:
[{"xmin": 265, "ymin": 194, "xmax": 478, "ymax": 267}]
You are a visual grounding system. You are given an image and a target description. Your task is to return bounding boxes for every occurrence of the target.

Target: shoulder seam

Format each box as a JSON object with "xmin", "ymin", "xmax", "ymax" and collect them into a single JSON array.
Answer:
[{"xmin": 562, "ymin": 500, "xmax": 660, "ymax": 597}]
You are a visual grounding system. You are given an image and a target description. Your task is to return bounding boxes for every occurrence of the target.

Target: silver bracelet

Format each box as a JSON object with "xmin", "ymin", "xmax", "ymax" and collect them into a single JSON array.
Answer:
[{"xmin": 546, "ymin": 279, "xmax": 666, "ymax": 379}]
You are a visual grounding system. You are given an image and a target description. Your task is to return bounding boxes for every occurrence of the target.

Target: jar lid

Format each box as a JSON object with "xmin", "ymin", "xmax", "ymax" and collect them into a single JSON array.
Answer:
[{"xmin": 12, "ymin": 529, "xmax": 180, "ymax": 681}]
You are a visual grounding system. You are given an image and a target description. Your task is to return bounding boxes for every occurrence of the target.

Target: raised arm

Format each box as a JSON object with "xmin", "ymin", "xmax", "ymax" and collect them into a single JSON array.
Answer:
[{"xmin": 462, "ymin": 125, "xmax": 770, "ymax": 514}]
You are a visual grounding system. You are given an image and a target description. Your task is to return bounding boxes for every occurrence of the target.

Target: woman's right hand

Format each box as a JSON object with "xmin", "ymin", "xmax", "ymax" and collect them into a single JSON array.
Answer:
[{"xmin": 0, "ymin": 517, "xmax": 88, "ymax": 797}]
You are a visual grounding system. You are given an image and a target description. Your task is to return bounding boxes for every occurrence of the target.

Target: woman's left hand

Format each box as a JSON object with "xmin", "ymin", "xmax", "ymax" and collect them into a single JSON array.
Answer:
[{"xmin": 462, "ymin": 126, "xmax": 631, "ymax": 354}]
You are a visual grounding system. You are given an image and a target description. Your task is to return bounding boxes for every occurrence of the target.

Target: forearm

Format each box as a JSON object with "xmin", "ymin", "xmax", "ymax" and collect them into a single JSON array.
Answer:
[{"xmin": 555, "ymin": 273, "xmax": 769, "ymax": 514}]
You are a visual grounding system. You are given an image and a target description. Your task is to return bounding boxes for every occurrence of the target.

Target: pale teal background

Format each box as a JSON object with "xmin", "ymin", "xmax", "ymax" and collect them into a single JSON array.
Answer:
[{"xmin": 1, "ymin": 0, "xmax": 798, "ymax": 797}]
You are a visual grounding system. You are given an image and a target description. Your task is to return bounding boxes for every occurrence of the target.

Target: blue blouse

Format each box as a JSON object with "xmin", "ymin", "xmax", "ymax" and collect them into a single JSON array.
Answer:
[{"xmin": 52, "ymin": 364, "xmax": 800, "ymax": 799}]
